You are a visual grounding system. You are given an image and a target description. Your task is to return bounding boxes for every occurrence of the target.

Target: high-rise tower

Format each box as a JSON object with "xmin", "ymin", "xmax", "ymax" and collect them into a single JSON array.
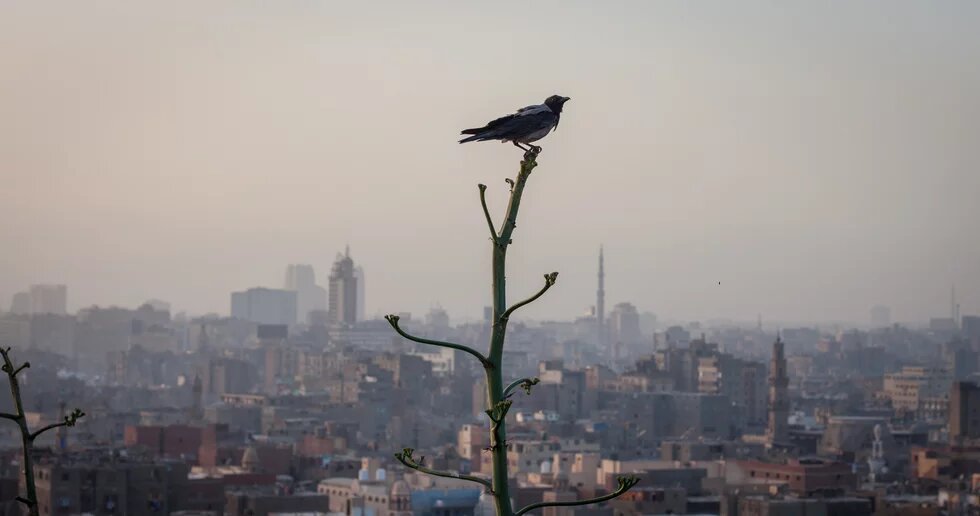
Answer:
[
  {"xmin": 328, "ymin": 246, "xmax": 358, "ymax": 326},
  {"xmin": 952, "ymin": 284, "xmax": 961, "ymax": 329},
  {"xmin": 597, "ymin": 246, "xmax": 605, "ymax": 348},
  {"xmin": 766, "ymin": 335, "xmax": 789, "ymax": 446}
]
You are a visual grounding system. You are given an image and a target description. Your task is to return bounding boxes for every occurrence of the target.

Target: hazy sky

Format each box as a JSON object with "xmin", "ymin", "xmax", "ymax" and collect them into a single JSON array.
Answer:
[{"xmin": 2, "ymin": 1, "xmax": 978, "ymax": 324}]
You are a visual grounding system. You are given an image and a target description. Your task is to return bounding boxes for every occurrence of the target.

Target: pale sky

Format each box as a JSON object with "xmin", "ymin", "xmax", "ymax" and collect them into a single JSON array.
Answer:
[{"xmin": 1, "ymin": 1, "xmax": 978, "ymax": 325}]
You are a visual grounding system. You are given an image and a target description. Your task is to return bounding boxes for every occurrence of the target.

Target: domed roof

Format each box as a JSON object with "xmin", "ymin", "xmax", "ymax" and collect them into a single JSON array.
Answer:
[
  {"xmin": 391, "ymin": 479, "xmax": 411, "ymax": 496},
  {"xmin": 241, "ymin": 445, "xmax": 260, "ymax": 470}
]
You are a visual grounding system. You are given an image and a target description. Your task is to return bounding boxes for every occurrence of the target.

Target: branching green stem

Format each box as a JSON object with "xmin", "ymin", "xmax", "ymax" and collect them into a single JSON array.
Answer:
[
  {"xmin": 384, "ymin": 314, "xmax": 492, "ymax": 369},
  {"xmin": 394, "ymin": 447, "xmax": 491, "ymax": 490},
  {"xmin": 479, "ymin": 184, "xmax": 498, "ymax": 244},
  {"xmin": 514, "ymin": 476, "xmax": 641, "ymax": 516},
  {"xmin": 501, "ymin": 272, "xmax": 558, "ymax": 322},
  {"xmin": 503, "ymin": 377, "xmax": 540, "ymax": 399},
  {"xmin": 30, "ymin": 423, "xmax": 68, "ymax": 441},
  {"xmin": 384, "ymin": 147, "xmax": 635, "ymax": 516},
  {"xmin": 1, "ymin": 346, "xmax": 85, "ymax": 516},
  {"xmin": 29, "ymin": 408, "xmax": 84, "ymax": 441}
]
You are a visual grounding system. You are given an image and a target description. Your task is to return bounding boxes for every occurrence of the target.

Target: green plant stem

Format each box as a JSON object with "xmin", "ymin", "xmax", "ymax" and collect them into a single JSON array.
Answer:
[
  {"xmin": 384, "ymin": 314, "xmax": 492, "ymax": 369},
  {"xmin": 1, "ymin": 348, "xmax": 38, "ymax": 516},
  {"xmin": 501, "ymin": 273, "xmax": 558, "ymax": 322},
  {"xmin": 514, "ymin": 476, "xmax": 640, "ymax": 516},
  {"xmin": 484, "ymin": 148, "xmax": 540, "ymax": 515},
  {"xmin": 394, "ymin": 453, "xmax": 491, "ymax": 489},
  {"xmin": 502, "ymin": 377, "xmax": 538, "ymax": 399}
]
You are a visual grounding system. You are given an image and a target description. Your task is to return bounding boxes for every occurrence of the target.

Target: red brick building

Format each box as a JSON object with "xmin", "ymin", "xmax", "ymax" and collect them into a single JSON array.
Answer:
[
  {"xmin": 124, "ymin": 424, "xmax": 202, "ymax": 461},
  {"xmin": 731, "ymin": 458, "xmax": 857, "ymax": 496}
]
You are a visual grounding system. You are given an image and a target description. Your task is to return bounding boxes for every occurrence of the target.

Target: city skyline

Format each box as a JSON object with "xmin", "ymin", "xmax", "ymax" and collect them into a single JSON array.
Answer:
[
  {"xmin": 4, "ymin": 254, "xmax": 975, "ymax": 329},
  {"xmin": 3, "ymin": 3, "xmax": 980, "ymax": 515},
  {"xmin": 2, "ymin": 2, "xmax": 978, "ymax": 323}
]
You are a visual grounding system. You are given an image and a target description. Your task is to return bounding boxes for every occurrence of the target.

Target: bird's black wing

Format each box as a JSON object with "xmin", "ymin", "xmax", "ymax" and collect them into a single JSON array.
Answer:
[
  {"xmin": 460, "ymin": 113, "xmax": 517, "ymax": 135},
  {"xmin": 484, "ymin": 111, "xmax": 557, "ymax": 139}
]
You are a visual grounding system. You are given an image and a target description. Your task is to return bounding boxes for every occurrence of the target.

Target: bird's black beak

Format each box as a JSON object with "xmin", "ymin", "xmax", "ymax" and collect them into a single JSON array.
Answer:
[{"xmin": 562, "ymin": 96, "xmax": 571, "ymax": 103}]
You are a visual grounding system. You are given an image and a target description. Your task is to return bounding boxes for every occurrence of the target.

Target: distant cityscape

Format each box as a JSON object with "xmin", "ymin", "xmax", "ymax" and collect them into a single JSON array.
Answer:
[{"xmin": 1, "ymin": 246, "xmax": 979, "ymax": 515}]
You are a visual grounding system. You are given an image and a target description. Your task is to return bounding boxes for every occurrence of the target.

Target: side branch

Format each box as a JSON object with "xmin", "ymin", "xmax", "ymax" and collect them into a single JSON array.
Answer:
[
  {"xmin": 501, "ymin": 272, "xmax": 558, "ymax": 321},
  {"xmin": 30, "ymin": 423, "xmax": 68, "ymax": 442},
  {"xmin": 29, "ymin": 408, "xmax": 85, "ymax": 441},
  {"xmin": 478, "ymin": 184, "xmax": 498, "ymax": 243},
  {"xmin": 385, "ymin": 315, "xmax": 491, "ymax": 369},
  {"xmin": 504, "ymin": 377, "xmax": 540, "ymax": 399},
  {"xmin": 0, "ymin": 412, "xmax": 19, "ymax": 422},
  {"xmin": 515, "ymin": 476, "xmax": 641, "ymax": 516},
  {"xmin": 395, "ymin": 448, "xmax": 491, "ymax": 490}
]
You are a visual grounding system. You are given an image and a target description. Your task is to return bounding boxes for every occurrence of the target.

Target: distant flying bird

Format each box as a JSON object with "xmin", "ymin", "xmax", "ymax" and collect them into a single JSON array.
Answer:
[{"xmin": 459, "ymin": 95, "xmax": 571, "ymax": 151}]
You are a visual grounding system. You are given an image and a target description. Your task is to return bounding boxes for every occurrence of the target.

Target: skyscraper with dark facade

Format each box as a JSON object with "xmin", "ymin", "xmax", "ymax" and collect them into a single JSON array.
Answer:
[
  {"xmin": 950, "ymin": 381, "xmax": 980, "ymax": 442},
  {"xmin": 767, "ymin": 336, "xmax": 789, "ymax": 446},
  {"xmin": 328, "ymin": 247, "xmax": 358, "ymax": 326}
]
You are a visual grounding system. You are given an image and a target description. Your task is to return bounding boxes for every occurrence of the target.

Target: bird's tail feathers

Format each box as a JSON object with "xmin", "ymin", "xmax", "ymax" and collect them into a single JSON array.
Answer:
[
  {"xmin": 460, "ymin": 126, "xmax": 486, "ymax": 135},
  {"xmin": 458, "ymin": 134, "xmax": 485, "ymax": 144}
]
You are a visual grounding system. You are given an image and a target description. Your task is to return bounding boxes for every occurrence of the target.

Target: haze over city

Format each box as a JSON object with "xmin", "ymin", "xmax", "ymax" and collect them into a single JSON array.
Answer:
[
  {"xmin": 7, "ymin": 3, "xmax": 980, "ymax": 516},
  {"xmin": 2, "ymin": 1, "xmax": 979, "ymax": 324}
]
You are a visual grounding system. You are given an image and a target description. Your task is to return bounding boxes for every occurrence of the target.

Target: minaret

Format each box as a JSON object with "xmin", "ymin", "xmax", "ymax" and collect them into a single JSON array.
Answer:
[
  {"xmin": 766, "ymin": 335, "xmax": 789, "ymax": 446},
  {"xmin": 868, "ymin": 424, "xmax": 886, "ymax": 483},
  {"xmin": 597, "ymin": 246, "xmax": 605, "ymax": 348},
  {"xmin": 952, "ymin": 284, "xmax": 960, "ymax": 329}
]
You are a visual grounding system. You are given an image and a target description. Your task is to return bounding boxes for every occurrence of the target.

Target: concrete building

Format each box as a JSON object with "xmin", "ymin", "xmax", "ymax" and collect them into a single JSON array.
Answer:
[
  {"xmin": 33, "ymin": 458, "xmax": 185, "ymax": 516},
  {"xmin": 318, "ymin": 463, "xmax": 415, "ymax": 516},
  {"xmin": 224, "ymin": 486, "xmax": 329, "ymax": 516},
  {"xmin": 207, "ymin": 357, "xmax": 259, "ymax": 396},
  {"xmin": 963, "ymin": 315, "xmax": 980, "ymax": 342},
  {"xmin": 9, "ymin": 291, "xmax": 31, "ymax": 315},
  {"xmin": 699, "ymin": 354, "xmax": 767, "ymax": 430},
  {"xmin": 882, "ymin": 366, "xmax": 952, "ymax": 413},
  {"xmin": 870, "ymin": 305, "xmax": 891, "ymax": 328},
  {"xmin": 736, "ymin": 495, "xmax": 871, "ymax": 515},
  {"xmin": 611, "ymin": 487, "xmax": 687, "ymax": 515},
  {"xmin": 29, "ymin": 284, "xmax": 68, "ymax": 315},
  {"xmin": 230, "ymin": 288, "xmax": 298, "ymax": 326},
  {"xmin": 609, "ymin": 302, "xmax": 641, "ymax": 344},
  {"xmin": 728, "ymin": 458, "xmax": 858, "ymax": 496},
  {"xmin": 284, "ymin": 264, "xmax": 327, "ymax": 324},
  {"xmin": 950, "ymin": 381, "xmax": 980, "ymax": 442}
]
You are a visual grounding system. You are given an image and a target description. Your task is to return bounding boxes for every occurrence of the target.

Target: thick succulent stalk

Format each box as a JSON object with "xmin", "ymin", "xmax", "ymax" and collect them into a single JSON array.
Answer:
[
  {"xmin": 483, "ymin": 149, "xmax": 538, "ymax": 515},
  {"xmin": 387, "ymin": 148, "xmax": 637, "ymax": 516},
  {"xmin": 1, "ymin": 347, "xmax": 84, "ymax": 516}
]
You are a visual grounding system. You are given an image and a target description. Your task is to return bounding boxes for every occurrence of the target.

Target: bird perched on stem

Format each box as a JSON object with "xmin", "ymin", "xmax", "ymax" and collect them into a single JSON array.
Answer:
[{"xmin": 459, "ymin": 95, "xmax": 571, "ymax": 152}]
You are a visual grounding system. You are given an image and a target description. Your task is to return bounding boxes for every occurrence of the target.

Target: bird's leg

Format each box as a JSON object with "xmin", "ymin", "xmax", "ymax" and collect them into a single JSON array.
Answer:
[{"xmin": 512, "ymin": 141, "xmax": 531, "ymax": 152}]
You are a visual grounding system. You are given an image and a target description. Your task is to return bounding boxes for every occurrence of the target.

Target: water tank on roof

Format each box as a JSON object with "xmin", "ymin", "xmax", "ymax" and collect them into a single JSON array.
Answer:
[
  {"xmin": 358, "ymin": 468, "xmax": 370, "ymax": 481},
  {"xmin": 540, "ymin": 460, "xmax": 552, "ymax": 474},
  {"xmin": 376, "ymin": 468, "xmax": 386, "ymax": 481}
]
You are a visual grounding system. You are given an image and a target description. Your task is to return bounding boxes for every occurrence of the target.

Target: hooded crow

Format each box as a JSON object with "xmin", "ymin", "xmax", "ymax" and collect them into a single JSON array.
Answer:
[{"xmin": 459, "ymin": 95, "xmax": 571, "ymax": 152}]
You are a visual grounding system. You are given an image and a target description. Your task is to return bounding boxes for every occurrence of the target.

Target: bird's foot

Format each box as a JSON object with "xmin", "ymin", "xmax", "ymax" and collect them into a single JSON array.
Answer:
[{"xmin": 523, "ymin": 146, "xmax": 541, "ymax": 160}]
